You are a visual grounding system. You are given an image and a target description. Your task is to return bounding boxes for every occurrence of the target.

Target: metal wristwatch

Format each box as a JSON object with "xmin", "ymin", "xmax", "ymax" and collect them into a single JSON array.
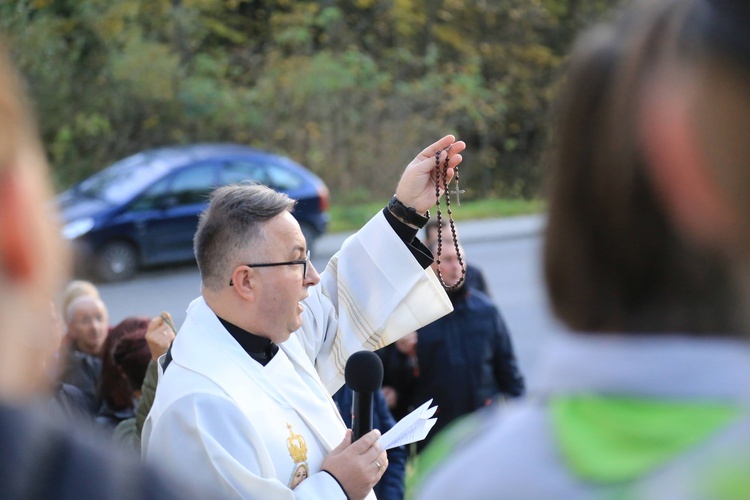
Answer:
[{"xmin": 387, "ymin": 195, "xmax": 430, "ymax": 228}]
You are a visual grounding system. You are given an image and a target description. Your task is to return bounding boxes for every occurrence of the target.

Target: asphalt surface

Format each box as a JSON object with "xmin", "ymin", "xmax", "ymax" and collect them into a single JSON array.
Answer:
[{"xmin": 316, "ymin": 214, "xmax": 545, "ymax": 260}]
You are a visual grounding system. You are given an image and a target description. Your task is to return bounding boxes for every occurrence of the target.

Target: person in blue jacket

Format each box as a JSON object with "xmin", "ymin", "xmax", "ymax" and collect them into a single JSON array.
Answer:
[{"xmin": 382, "ymin": 239, "xmax": 525, "ymax": 454}]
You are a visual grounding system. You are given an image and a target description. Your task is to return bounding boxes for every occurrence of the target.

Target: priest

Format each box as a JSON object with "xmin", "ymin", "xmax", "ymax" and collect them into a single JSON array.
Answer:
[{"xmin": 142, "ymin": 135, "xmax": 463, "ymax": 499}]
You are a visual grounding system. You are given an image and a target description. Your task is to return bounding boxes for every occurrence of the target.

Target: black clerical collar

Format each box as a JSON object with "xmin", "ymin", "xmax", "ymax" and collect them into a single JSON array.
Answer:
[{"xmin": 217, "ymin": 316, "xmax": 279, "ymax": 366}]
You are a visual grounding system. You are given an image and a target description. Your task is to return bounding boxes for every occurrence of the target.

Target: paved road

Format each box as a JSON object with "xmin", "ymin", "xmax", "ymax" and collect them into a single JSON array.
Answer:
[{"xmin": 97, "ymin": 214, "xmax": 568, "ymax": 389}]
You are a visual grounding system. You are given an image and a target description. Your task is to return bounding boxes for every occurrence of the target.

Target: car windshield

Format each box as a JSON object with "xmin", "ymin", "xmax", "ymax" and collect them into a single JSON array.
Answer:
[{"xmin": 76, "ymin": 153, "xmax": 174, "ymax": 204}]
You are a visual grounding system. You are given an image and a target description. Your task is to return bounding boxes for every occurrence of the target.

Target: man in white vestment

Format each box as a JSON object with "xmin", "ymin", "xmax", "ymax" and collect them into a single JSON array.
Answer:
[{"xmin": 142, "ymin": 135, "xmax": 464, "ymax": 499}]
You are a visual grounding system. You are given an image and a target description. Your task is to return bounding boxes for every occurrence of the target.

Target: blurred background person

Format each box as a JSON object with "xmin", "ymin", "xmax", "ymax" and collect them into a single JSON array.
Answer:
[
  {"xmin": 96, "ymin": 317, "xmax": 151, "ymax": 432},
  {"xmin": 45, "ymin": 300, "xmax": 90, "ymax": 424},
  {"xmin": 48, "ymin": 280, "xmax": 112, "ymax": 424},
  {"xmin": 393, "ymin": 237, "xmax": 524, "ymax": 454},
  {"xmin": 412, "ymin": 0, "xmax": 750, "ymax": 497},
  {"xmin": 378, "ymin": 331, "xmax": 419, "ymax": 422},
  {"xmin": 59, "ymin": 294, "xmax": 109, "ymax": 413},
  {"xmin": 113, "ymin": 311, "xmax": 177, "ymax": 453}
]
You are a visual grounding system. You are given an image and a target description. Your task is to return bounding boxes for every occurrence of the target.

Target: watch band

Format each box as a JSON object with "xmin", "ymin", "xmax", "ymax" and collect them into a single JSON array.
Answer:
[{"xmin": 387, "ymin": 195, "xmax": 430, "ymax": 228}]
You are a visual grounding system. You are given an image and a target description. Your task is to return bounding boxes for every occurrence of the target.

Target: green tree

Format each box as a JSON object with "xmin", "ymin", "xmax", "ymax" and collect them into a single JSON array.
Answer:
[{"xmin": 1, "ymin": 0, "xmax": 623, "ymax": 199}]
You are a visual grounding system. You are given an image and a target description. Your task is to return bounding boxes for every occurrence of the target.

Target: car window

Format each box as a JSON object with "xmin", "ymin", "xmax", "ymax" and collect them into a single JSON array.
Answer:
[
  {"xmin": 170, "ymin": 163, "xmax": 218, "ymax": 205},
  {"xmin": 219, "ymin": 160, "xmax": 269, "ymax": 186},
  {"xmin": 267, "ymin": 164, "xmax": 303, "ymax": 191},
  {"xmin": 77, "ymin": 154, "xmax": 174, "ymax": 205},
  {"xmin": 128, "ymin": 163, "xmax": 217, "ymax": 211},
  {"xmin": 218, "ymin": 157, "xmax": 305, "ymax": 192},
  {"xmin": 130, "ymin": 176, "xmax": 171, "ymax": 211}
]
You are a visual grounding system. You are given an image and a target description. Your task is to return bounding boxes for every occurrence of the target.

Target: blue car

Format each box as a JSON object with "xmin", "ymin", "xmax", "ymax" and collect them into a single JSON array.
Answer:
[{"xmin": 58, "ymin": 144, "xmax": 330, "ymax": 282}]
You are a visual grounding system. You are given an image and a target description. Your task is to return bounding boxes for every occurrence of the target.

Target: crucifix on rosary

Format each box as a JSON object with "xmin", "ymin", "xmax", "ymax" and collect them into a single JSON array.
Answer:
[{"xmin": 433, "ymin": 146, "xmax": 466, "ymax": 290}]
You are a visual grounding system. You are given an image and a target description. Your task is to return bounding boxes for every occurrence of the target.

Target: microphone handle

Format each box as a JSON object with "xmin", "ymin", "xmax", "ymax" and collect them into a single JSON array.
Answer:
[{"xmin": 351, "ymin": 391, "xmax": 374, "ymax": 441}]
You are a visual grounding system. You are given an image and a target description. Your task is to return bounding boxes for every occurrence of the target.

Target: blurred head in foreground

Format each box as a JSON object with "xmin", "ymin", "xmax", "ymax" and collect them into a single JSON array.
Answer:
[
  {"xmin": 0, "ymin": 43, "xmax": 69, "ymax": 401},
  {"xmin": 411, "ymin": 2, "xmax": 750, "ymax": 498},
  {"xmin": 544, "ymin": 0, "xmax": 750, "ymax": 336}
]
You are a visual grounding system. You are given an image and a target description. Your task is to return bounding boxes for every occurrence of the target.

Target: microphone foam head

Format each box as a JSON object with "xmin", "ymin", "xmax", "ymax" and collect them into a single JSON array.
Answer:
[{"xmin": 344, "ymin": 350, "xmax": 384, "ymax": 392}]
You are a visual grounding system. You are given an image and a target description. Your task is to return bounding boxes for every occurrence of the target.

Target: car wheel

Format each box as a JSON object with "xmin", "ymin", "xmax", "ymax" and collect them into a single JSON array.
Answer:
[
  {"xmin": 95, "ymin": 241, "xmax": 139, "ymax": 282},
  {"xmin": 299, "ymin": 222, "xmax": 318, "ymax": 254}
]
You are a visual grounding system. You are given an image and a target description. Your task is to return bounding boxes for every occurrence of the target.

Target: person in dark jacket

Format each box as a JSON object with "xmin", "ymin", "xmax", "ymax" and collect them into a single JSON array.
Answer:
[
  {"xmin": 44, "ymin": 299, "xmax": 93, "ymax": 424},
  {"xmin": 332, "ymin": 386, "xmax": 408, "ymax": 500},
  {"xmin": 384, "ymin": 240, "xmax": 525, "ymax": 452},
  {"xmin": 59, "ymin": 295, "xmax": 109, "ymax": 413},
  {"xmin": 49, "ymin": 381, "xmax": 91, "ymax": 423},
  {"xmin": 378, "ymin": 332, "xmax": 419, "ymax": 422}
]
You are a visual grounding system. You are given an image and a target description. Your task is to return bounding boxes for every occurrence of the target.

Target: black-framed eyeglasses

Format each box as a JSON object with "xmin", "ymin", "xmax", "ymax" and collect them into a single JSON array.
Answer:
[{"xmin": 229, "ymin": 250, "xmax": 310, "ymax": 286}]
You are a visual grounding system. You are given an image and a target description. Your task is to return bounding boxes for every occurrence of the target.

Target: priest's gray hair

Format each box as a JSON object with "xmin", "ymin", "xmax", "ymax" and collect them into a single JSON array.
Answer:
[{"xmin": 194, "ymin": 182, "xmax": 296, "ymax": 291}]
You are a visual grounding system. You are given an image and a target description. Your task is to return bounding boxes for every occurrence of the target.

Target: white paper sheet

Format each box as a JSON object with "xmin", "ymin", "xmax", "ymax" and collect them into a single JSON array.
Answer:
[{"xmin": 378, "ymin": 399, "xmax": 439, "ymax": 450}]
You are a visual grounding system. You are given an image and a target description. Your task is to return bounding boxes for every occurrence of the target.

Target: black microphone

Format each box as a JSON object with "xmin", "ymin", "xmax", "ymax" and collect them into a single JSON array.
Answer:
[{"xmin": 344, "ymin": 350, "xmax": 384, "ymax": 441}]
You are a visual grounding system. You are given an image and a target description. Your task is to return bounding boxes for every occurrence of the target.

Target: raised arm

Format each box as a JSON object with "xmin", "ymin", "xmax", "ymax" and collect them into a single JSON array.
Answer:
[{"xmin": 300, "ymin": 136, "xmax": 464, "ymax": 393}]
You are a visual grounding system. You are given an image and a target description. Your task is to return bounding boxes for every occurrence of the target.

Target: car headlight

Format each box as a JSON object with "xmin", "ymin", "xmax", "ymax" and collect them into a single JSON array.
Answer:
[{"xmin": 62, "ymin": 218, "xmax": 95, "ymax": 239}]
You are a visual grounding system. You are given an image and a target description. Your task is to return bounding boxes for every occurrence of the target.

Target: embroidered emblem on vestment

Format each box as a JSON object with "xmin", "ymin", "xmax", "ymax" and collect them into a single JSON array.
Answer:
[{"xmin": 286, "ymin": 423, "xmax": 310, "ymax": 489}]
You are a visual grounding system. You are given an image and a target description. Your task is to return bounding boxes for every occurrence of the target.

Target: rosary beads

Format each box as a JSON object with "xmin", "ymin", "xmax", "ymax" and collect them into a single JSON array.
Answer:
[{"xmin": 433, "ymin": 147, "xmax": 466, "ymax": 290}]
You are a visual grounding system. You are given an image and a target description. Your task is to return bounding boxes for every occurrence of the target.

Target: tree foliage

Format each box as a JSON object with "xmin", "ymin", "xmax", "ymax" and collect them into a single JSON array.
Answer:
[{"xmin": 1, "ymin": 0, "xmax": 621, "ymax": 199}]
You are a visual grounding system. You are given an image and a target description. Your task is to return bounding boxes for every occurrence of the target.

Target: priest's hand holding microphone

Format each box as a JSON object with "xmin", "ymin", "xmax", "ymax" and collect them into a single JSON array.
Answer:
[{"xmin": 322, "ymin": 351, "xmax": 387, "ymax": 499}]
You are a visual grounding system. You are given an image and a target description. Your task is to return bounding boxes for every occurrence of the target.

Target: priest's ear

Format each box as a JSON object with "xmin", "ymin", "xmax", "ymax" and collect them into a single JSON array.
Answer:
[
  {"xmin": 640, "ymin": 74, "xmax": 740, "ymax": 253},
  {"xmin": 229, "ymin": 266, "xmax": 258, "ymax": 302}
]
